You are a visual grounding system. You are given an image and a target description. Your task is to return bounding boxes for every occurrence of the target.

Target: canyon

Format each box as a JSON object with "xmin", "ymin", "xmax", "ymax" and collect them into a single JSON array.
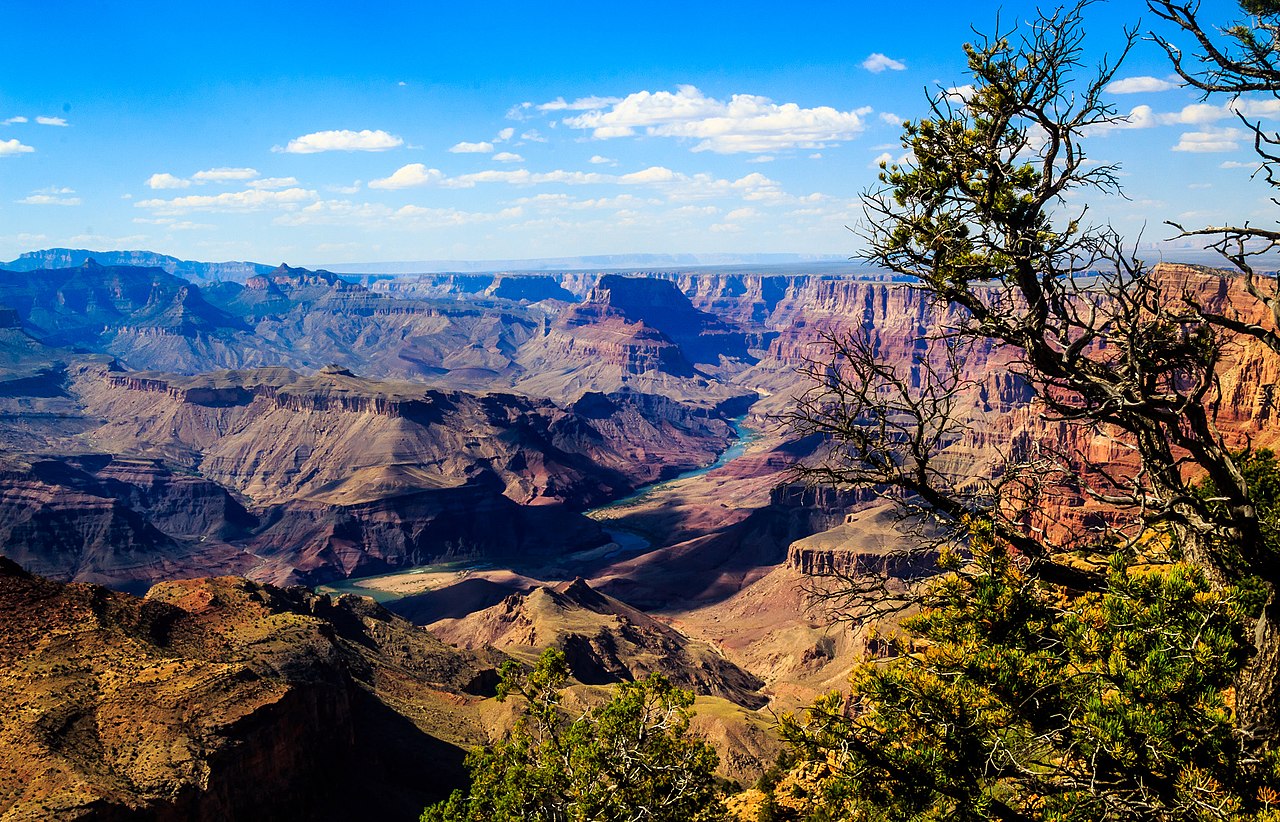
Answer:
[{"xmin": 2, "ymin": 253, "xmax": 1278, "ymax": 819}]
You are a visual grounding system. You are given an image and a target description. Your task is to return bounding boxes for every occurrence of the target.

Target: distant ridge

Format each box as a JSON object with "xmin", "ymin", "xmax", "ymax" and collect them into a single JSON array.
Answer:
[{"xmin": 2, "ymin": 248, "xmax": 275, "ymax": 283}]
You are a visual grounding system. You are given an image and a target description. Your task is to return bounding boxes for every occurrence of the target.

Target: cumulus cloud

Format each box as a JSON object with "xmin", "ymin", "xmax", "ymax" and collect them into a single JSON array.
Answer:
[
  {"xmin": 521, "ymin": 129, "xmax": 548, "ymax": 143},
  {"xmin": 0, "ymin": 138, "xmax": 34, "ymax": 156},
  {"xmin": 19, "ymin": 189, "xmax": 80, "ymax": 205},
  {"xmin": 538, "ymin": 95, "xmax": 623, "ymax": 111},
  {"xmin": 1106, "ymin": 76, "xmax": 1179, "ymax": 94},
  {"xmin": 589, "ymin": 155, "xmax": 615, "ymax": 165},
  {"xmin": 618, "ymin": 166, "xmax": 678, "ymax": 184},
  {"xmin": 442, "ymin": 169, "xmax": 611, "ymax": 188},
  {"xmin": 1221, "ymin": 159, "xmax": 1262, "ymax": 169},
  {"xmin": 1172, "ymin": 126, "xmax": 1244, "ymax": 152},
  {"xmin": 278, "ymin": 129, "xmax": 403, "ymax": 154},
  {"xmin": 492, "ymin": 152, "xmax": 524, "ymax": 162},
  {"xmin": 368, "ymin": 163, "xmax": 445, "ymax": 189},
  {"xmin": 35, "ymin": 116, "xmax": 68, "ymax": 127},
  {"xmin": 133, "ymin": 217, "xmax": 215, "ymax": 230},
  {"xmin": 862, "ymin": 53, "xmax": 906, "ymax": 73},
  {"xmin": 136, "ymin": 187, "xmax": 317, "ymax": 214},
  {"xmin": 450, "ymin": 140, "xmax": 494, "ymax": 153},
  {"xmin": 560, "ymin": 85, "xmax": 870, "ymax": 154},
  {"xmin": 1159, "ymin": 103, "xmax": 1231, "ymax": 125},
  {"xmin": 247, "ymin": 176, "xmax": 300, "ymax": 190},
  {"xmin": 1231, "ymin": 98, "xmax": 1280, "ymax": 118},
  {"xmin": 496, "ymin": 127, "xmax": 515, "ymax": 141},
  {"xmin": 193, "ymin": 167, "xmax": 259, "ymax": 182},
  {"xmin": 147, "ymin": 173, "xmax": 191, "ymax": 189},
  {"xmin": 3, "ymin": 116, "xmax": 27, "ymax": 125},
  {"xmin": 272, "ymin": 198, "xmax": 523, "ymax": 229},
  {"xmin": 879, "ymin": 112, "xmax": 903, "ymax": 126}
]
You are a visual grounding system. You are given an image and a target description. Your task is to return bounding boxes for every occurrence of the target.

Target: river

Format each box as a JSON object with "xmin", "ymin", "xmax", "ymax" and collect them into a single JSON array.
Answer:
[{"xmin": 317, "ymin": 416, "xmax": 759, "ymax": 601}]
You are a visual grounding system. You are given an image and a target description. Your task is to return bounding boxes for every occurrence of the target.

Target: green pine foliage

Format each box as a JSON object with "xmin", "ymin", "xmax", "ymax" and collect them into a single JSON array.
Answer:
[
  {"xmin": 772, "ymin": 522, "xmax": 1280, "ymax": 821},
  {"xmin": 421, "ymin": 649, "xmax": 725, "ymax": 822}
]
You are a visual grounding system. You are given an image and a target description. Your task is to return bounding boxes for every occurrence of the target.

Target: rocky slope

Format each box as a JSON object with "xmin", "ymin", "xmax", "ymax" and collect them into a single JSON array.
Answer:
[
  {"xmin": 0, "ymin": 360, "xmax": 741, "ymax": 589},
  {"xmin": 0, "ymin": 559, "xmax": 504, "ymax": 821},
  {"xmin": 430, "ymin": 577, "xmax": 766, "ymax": 708}
]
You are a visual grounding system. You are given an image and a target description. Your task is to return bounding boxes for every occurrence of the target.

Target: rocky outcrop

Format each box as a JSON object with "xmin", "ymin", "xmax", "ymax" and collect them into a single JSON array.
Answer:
[
  {"xmin": 0, "ymin": 455, "xmax": 258, "ymax": 591},
  {"xmin": 785, "ymin": 504, "xmax": 938, "ymax": 579},
  {"xmin": 431, "ymin": 577, "xmax": 766, "ymax": 708},
  {"xmin": 485, "ymin": 275, "xmax": 576, "ymax": 303},
  {"xmin": 0, "ymin": 562, "xmax": 504, "ymax": 820}
]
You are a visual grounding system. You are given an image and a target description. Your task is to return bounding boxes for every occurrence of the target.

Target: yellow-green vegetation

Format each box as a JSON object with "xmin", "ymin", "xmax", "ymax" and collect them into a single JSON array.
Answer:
[
  {"xmin": 766, "ymin": 528, "xmax": 1280, "ymax": 820},
  {"xmin": 421, "ymin": 648, "xmax": 725, "ymax": 822}
]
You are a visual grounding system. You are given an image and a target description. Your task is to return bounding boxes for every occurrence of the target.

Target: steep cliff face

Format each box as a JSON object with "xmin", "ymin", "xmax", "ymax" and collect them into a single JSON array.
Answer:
[
  {"xmin": 0, "ymin": 456, "xmax": 258, "ymax": 590},
  {"xmin": 0, "ymin": 362, "xmax": 748, "ymax": 588},
  {"xmin": 514, "ymin": 275, "xmax": 760, "ymax": 406},
  {"xmin": 75, "ymin": 366, "xmax": 730, "ymax": 507},
  {"xmin": 0, "ymin": 562, "xmax": 504, "ymax": 821}
]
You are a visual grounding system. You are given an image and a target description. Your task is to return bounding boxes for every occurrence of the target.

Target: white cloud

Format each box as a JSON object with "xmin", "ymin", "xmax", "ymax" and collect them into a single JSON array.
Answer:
[
  {"xmin": 147, "ymin": 173, "xmax": 190, "ymax": 189},
  {"xmin": 879, "ymin": 112, "xmax": 903, "ymax": 126},
  {"xmin": 19, "ymin": 191, "xmax": 80, "ymax": 205},
  {"xmin": 747, "ymin": 155, "xmax": 775, "ymax": 163},
  {"xmin": 724, "ymin": 206, "xmax": 759, "ymax": 221},
  {"xmin": 1221, "ymin": 159, "xmax": 1262, "ymax": 169},
  {"xmin": 272, "ymin": 198, "xmax": 523, "ymax": 229},
  {"xmin": 872, "ymin": 151, "xmax": 894, "ymax": 167},
  {"xmin": 136, "ymin": 187, "xmax": 317, "ymax": 214},
  {"xmin": 521, "ymin": 129, "xmax": 548, "ymax": 143},
  {"xmin": 442, "ymin": 169, "xmax": 611, "ymax": 188},
  {"xmin": 368, "ymin": 163, "xmax": 444, "ymax": 189},
  {"xmin": 561, "ymin": 85, "xmax": 870, "ymax": 154},
  {"xmin": 247, "ymin": 176, "xmax": 300, "ymax": 190},
  {"xmin": 1231, "ymin": 98, "xmax": 1280, "ymax": 118},
  {"xmin": 278, "ymin": 129, "xmax": 403, "ymax": 154},
  {"xmin": 450, "ymin": 140, "xmax": 494, "ymax": 153},
  {"xmin": 589, "ymin": 155, "xmax": 615, "ymax": 165},
  {"xmin": 862, "ymin": 53, "xmax": 906, "ymax": 73},
  {"xmin": 618, "ymin": 166, "xmax": 678, "ymax": 184},
  {"xmin": 809, "ymin": 152, "xmax": 823, "ymax": 159},
  {"xmin": 0, "ymin": 138, "xmax": 35, "ymax": 156},
  {"xmin": 327, "ymin": 181, "xmax": 363, "ymax": 194},
  {"xmin": 492, "ymin": 151, "xmax": 524, "ymax": 162},
  {"xmin": 1172, "ymin": 126, "xmax": 1244, "ymax": 152},
  {"xmin": 35, "ymin": 116, "xmax": 68, "ymax": 127},
  {"xmin": 1106, "ymin": 76, "xmax": 1179, "ymax": 94},
  {"xmin": 133, "ymin": 217, "xmax": 215, "ymax": 230},
  {"xmin": 1159, "ymin": 103, "xmax": 1231, "ymax": 125},
  {"xmin": 193, "ymin": 167, "xmax": 259, "ymax": 182},
  {"xmin": 538, "ymin": 95, "xmax": 623, "ymax": 111},
  {"xmin": 1087, "ymin": 104, "xmax": 1159, "ymax": 134},
  {"xmin": 496, "ymin": 127, "xmax": 515, "ymax": 141},
  {"xmin": 3, "ymin": 116, "xmax": 28, "ymax": 125}
]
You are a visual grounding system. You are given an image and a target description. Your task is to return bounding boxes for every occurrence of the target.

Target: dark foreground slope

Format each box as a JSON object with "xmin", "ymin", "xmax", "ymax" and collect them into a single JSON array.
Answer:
[{"xmin": 0, "ymin": 558, "xmax": 504, "ymax": 821}]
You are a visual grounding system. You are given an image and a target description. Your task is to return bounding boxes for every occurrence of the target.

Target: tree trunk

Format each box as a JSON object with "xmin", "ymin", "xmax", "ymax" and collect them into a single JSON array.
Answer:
[{"xmin": 1238, "ymin": 590, "xmax": 1280, "ymax": 748}]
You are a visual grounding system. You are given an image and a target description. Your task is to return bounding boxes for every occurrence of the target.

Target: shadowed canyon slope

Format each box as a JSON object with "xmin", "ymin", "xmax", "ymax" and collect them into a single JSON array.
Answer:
[{"xmin": 0, "ymin": 558, "xmax": 506, "ymax": 821}]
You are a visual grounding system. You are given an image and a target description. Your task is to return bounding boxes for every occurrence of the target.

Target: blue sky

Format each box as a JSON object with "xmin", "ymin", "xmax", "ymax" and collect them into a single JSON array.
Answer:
[{"xmin": 0, "ymin": 0, "xmax": 1265, "ymax": 266}]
